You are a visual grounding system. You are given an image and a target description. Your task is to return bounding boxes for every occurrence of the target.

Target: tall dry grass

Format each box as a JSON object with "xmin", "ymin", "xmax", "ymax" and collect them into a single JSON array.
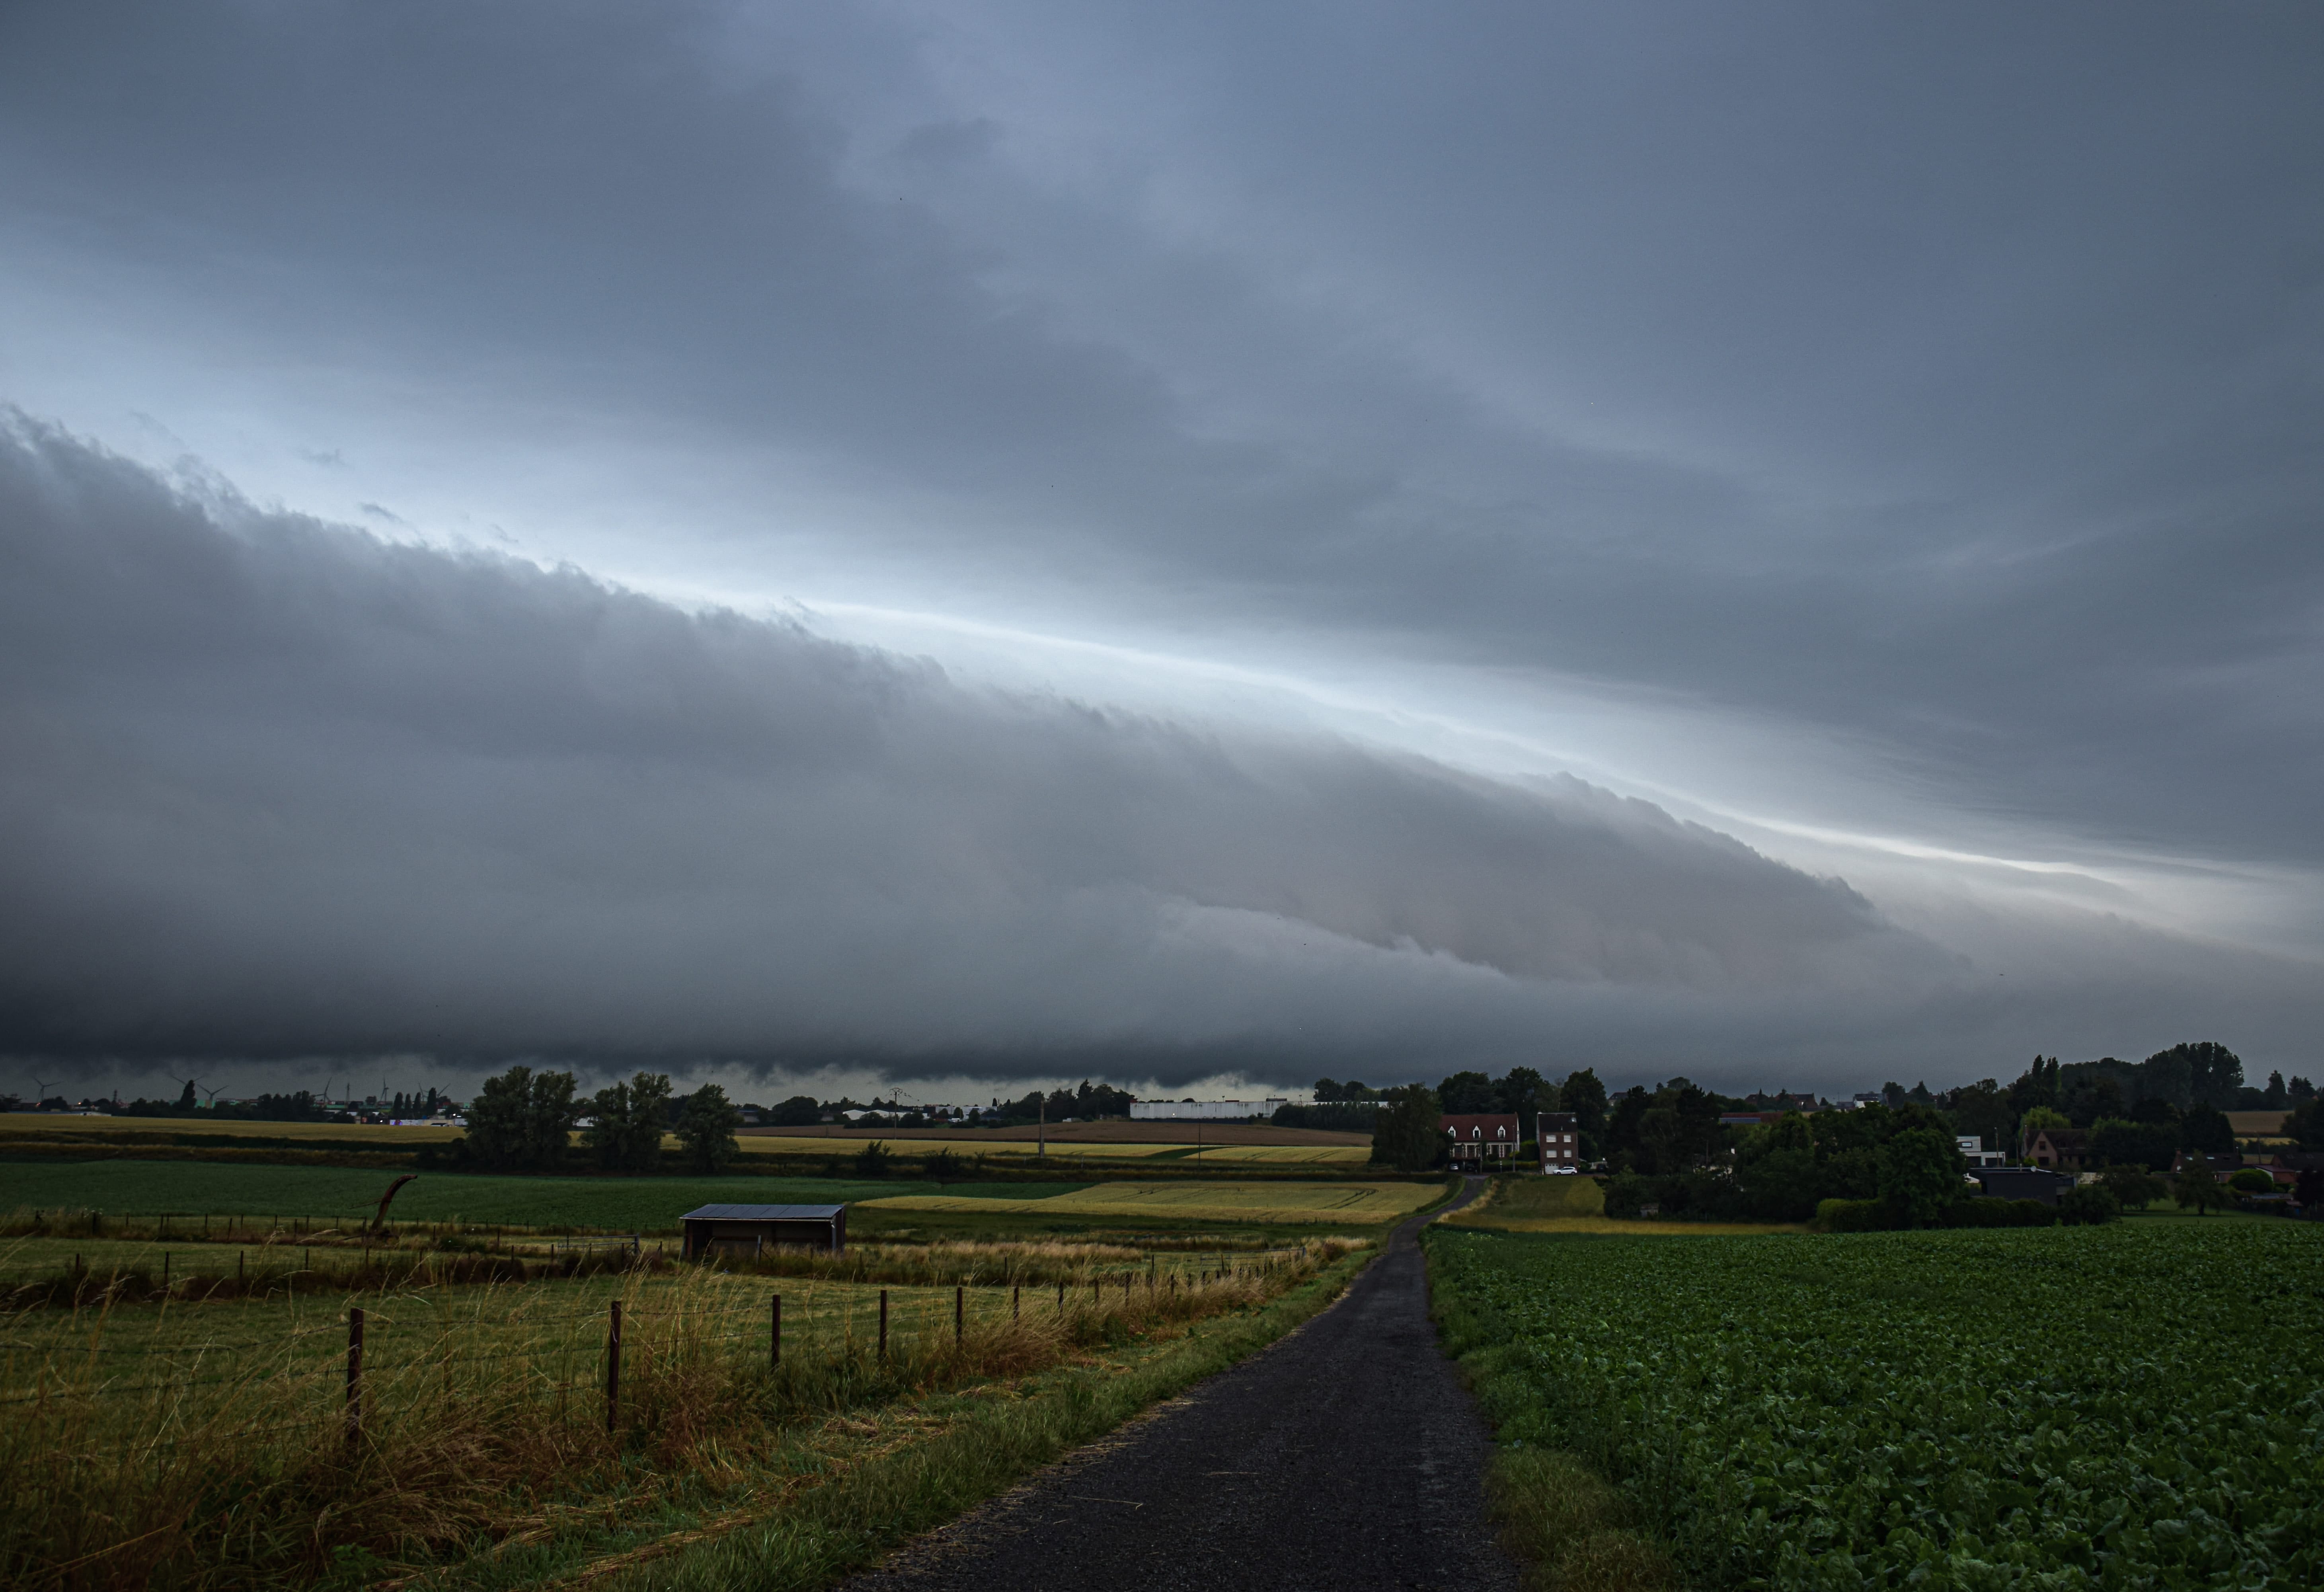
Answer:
[
  {"xmin": 0, "ymin": 1237, "xmax": 1364, "ymax": 1589},
  {"xmin": 721, "ymin": 1236, "xmax": 1316, "ymax": 1288}
]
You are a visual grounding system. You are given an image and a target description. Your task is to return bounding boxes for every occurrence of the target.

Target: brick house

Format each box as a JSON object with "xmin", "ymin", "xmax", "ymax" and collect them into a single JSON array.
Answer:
[
  {"xmin": 1442, "ymin": 1113, "xmax": 1522, "ymax": 1165},
  {"xmin": 2025, "ymin": 1128, "xmax": 2090, "ymax": 1171},
  {"xmin": 1537, "ymin": 1111, "xmax": 1580, "ymax": 1174}
]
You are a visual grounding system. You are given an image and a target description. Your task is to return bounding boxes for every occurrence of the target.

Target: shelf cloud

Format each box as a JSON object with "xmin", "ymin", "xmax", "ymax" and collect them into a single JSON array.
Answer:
[
  {"xmin": 3, "ymin": 421, "xmax": 1978, "ymax": 1085},
  {"xmin": 2, "ymin": 3, "xmax": 2318, "ymax": 1093}
]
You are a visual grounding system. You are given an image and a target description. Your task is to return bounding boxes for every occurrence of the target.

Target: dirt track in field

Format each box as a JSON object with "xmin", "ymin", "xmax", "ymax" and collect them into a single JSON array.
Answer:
[{"xmin": 841, "ymin": 1176, "xmax": 1517, "ymax": 1592}]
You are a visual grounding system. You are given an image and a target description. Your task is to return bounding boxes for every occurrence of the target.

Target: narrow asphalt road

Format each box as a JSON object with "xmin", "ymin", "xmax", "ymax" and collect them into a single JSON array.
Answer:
[{"xmin": 842, "ymin": 1176, "xmax": 1519, "ymax": 1592}]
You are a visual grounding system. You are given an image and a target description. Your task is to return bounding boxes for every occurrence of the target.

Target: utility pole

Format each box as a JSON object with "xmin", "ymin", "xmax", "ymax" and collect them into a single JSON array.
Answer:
[{"xmin": 1038, "ymin": 1094, "xmax": 1046, "ymax": 1158}]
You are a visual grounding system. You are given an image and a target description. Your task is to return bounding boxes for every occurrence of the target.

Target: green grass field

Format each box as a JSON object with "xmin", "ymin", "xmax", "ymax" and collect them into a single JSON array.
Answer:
[
  {"xmin": 0, "ymin": 1112, "xmax": 465, "ymax": 1144},
  {"xmin": 1441, "ymin": 1174, "xmax": 1804, "ymax": 1236},
  {"xmin": 0, "ymin": 1159, "xmax": 898, "ymax": 1230},
  {"xmin": 1429, "ymin": 1219, "xmax": 2324, "ymax": 1590}
]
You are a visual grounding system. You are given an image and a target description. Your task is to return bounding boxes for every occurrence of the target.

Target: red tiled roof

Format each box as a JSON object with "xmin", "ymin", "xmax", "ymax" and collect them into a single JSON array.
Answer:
[{"xmin": 1441, "ymin": 1113, "xmax": 1521, "ymax": 1140}]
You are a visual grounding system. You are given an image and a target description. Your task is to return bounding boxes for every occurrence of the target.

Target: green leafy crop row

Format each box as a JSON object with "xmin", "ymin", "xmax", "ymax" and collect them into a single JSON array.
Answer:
[{"xmin": 1428, "ymin": 1223, "xmax": 2324, "ymax": 1590}]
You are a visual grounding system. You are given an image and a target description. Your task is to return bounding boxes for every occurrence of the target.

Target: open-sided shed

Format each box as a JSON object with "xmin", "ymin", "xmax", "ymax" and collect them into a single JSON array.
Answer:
[{"xmin": 678, "ymin": 1203, "xmax": 846, "ymax": 1259}]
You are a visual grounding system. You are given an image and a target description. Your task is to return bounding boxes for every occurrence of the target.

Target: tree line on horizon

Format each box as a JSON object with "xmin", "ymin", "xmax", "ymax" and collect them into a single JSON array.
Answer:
[{"xmin": 1353, "ymin": 1042, "xmax": 2324, "ymax": 1225}]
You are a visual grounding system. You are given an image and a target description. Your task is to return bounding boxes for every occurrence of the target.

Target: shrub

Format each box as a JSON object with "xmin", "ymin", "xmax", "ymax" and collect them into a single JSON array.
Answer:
[
  {"xmin": 2096, "ymin": 1163, "xmax": 2169, "ymax": 1208},
  {"xmin": 1603, "ymin": 1171, "xmax": 1655, "ymax": 1218},
  {"xmin": 2058, "ymin": 1184, "xmax": 2122, "ymax": 1225},
  {"xmin": 1950, "ymin": 1196, "xmax": 2015, "ymax": 1228},
  {"xmin": 1815, "ymin": 1198, "xmax": 1887, "ymax": 1233},
  {"xmin": 2008, "ymin": 1198, "xmax": 2059, "ymax": 1226}
]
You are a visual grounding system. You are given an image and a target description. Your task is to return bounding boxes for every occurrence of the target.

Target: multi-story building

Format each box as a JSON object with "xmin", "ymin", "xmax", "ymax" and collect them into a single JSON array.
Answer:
[
  {"xmin": 1441, "ymin": 1112, "xmax": 1522, "ymax": 1165},
  {"xmin": 1536, "ymin": 1111, "xmax": 1581, "ymax": 1174}
]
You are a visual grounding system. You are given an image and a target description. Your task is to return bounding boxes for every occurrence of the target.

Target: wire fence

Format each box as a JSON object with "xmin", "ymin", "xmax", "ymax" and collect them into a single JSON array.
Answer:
[
  {"xmin": 0, "ymin": 1246, "xmax": 1324, "ymax": 1430},
  {"xmin": 0, "ymin": 1237, "xmax": 1364, "ymax": 1591}
]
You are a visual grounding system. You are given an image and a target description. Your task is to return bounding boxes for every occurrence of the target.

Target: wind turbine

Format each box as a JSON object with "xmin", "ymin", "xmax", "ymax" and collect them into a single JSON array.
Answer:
[{"xmin": 29, "ymin": 1074, "xmax": 55, "ymax": 1109}]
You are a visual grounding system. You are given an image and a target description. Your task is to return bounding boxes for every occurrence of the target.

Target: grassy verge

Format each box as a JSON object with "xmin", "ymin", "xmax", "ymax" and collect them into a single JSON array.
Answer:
[
  {"xmin": 1428, "ymin": 1231, "xmax": 1679, "ymax": 1592},
  {"xmin": 555, "ymin": 1241, "xmax": 1379, "ymax": 1592}
]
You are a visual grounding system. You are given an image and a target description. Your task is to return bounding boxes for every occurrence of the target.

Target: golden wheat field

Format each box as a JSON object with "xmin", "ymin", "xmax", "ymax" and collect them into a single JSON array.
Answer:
[{"xmin": 860, "ymin": 1180, "xmax": 1437, "ymax": 1225}]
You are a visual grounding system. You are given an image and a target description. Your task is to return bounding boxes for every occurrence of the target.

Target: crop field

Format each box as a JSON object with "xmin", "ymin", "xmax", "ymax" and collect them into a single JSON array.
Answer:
[
  {"xmin": 740, "ymin": 1136, "xmax": 1371, "ymax": 1165},
  {"xmin": 862, "ymin": 1179, "xmax": 1438, "ymax": 1225},
  {"xmin": 0, "ymin": 1159, "xmax": 901, "ymax": 1229},
  {"xmin": 741, "ymin": 1134, "xmax": 1186, "ymax": 1161},
  {"xmin": 1428, "ymin": 1221, "xmax": 2324, "ymax": 1590}
]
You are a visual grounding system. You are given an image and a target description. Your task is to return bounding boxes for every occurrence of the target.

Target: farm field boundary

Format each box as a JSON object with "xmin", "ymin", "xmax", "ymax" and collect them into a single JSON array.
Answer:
[
  {"xmin": 1441, "ymin": 1174, "xmax": 1805, "ymax": 1238},
  {"xmin": 1427, "ymin": 1221, "xmax": 2324, "ymax": 1590},
  {"xmin": 858, "ymin": 1179, "xmax": 1438, "ymax": 1226},
  {"xmin": 740, "ymin": 1122, "xmax": 1367, "ymax": 1146},
  {"xmin": 0, "ymin": 1161, "xmax": 902, "ymax": 1231}
]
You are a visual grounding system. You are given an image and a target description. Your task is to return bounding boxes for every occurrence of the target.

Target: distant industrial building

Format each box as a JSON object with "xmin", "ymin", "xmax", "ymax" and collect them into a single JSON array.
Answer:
[{"xmin": 1129, "ymin": 1100, "xmax": 1288, "ymax": 1121}]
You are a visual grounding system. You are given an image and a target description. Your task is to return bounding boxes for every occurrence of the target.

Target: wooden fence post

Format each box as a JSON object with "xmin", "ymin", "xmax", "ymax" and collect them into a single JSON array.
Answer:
[
  {"xmin": 1012, "ymin": 1284, "xmax": 1020, "ymax": 1321},
  {"xmin": 345, "ymin": 1307, "xmax": 365, "ymax": 1453},
  {"xmin": 606, "ymin": 1299, "xmax": 622, "ymax": 1434},
  {"xmin": 878, "ymin": 1289, "xmax": 889, "ymax": 1359},
  {"xmin": 772, "ymin": 1294, "xmax": 782, "ymax": 1368}
]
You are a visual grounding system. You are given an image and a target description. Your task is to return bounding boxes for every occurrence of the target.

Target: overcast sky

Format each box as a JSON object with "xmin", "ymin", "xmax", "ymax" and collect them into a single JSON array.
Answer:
[{"xmin": 2, "ymin": 2, "xmax": 2319, "ymax": 1103}]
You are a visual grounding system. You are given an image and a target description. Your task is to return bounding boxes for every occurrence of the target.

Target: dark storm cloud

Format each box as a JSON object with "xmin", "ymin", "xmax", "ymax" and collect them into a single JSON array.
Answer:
[
  {"xmin": 4, "ymin": 2, "xmax": 2319, "ymax": 874},
  {"xmin": 0, "ymin": 419, "xmax": 1968, "ymax": 1080},
  {"xmin": 4, "ymin": 2, "xmax": 2314, "ymax": 872},
  {"xmin": 0, "ymin": 4, "xmax": 2318, "ymax": 1087}
]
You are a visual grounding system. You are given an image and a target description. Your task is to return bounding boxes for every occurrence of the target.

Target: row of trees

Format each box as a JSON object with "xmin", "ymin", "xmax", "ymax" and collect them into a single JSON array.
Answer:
[
  {"xmin": 459, "ymin": 1066, "xmax": 741, "ymax": 1174},
  {"xmin": 986, "ymin": 1081, "xmax": 1136, "ymax": 1124},
  {"xmin": 1623, "ymin": 1090, "xmax": 2322, "ymax": 1227},
  {"xmin": 1927, "ymin": 1044, "xmax": 2315, "ymax": 1148},
  {"xmin": 115, "ymin": 1088, "xmax": 339, "ymax": 1122}
]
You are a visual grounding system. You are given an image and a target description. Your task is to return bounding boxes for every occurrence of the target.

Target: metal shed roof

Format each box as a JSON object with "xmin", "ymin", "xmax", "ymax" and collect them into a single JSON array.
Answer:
[{"xmin": 678, "ymin": 1204, "xmax": 845, "ymax": 1221}]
